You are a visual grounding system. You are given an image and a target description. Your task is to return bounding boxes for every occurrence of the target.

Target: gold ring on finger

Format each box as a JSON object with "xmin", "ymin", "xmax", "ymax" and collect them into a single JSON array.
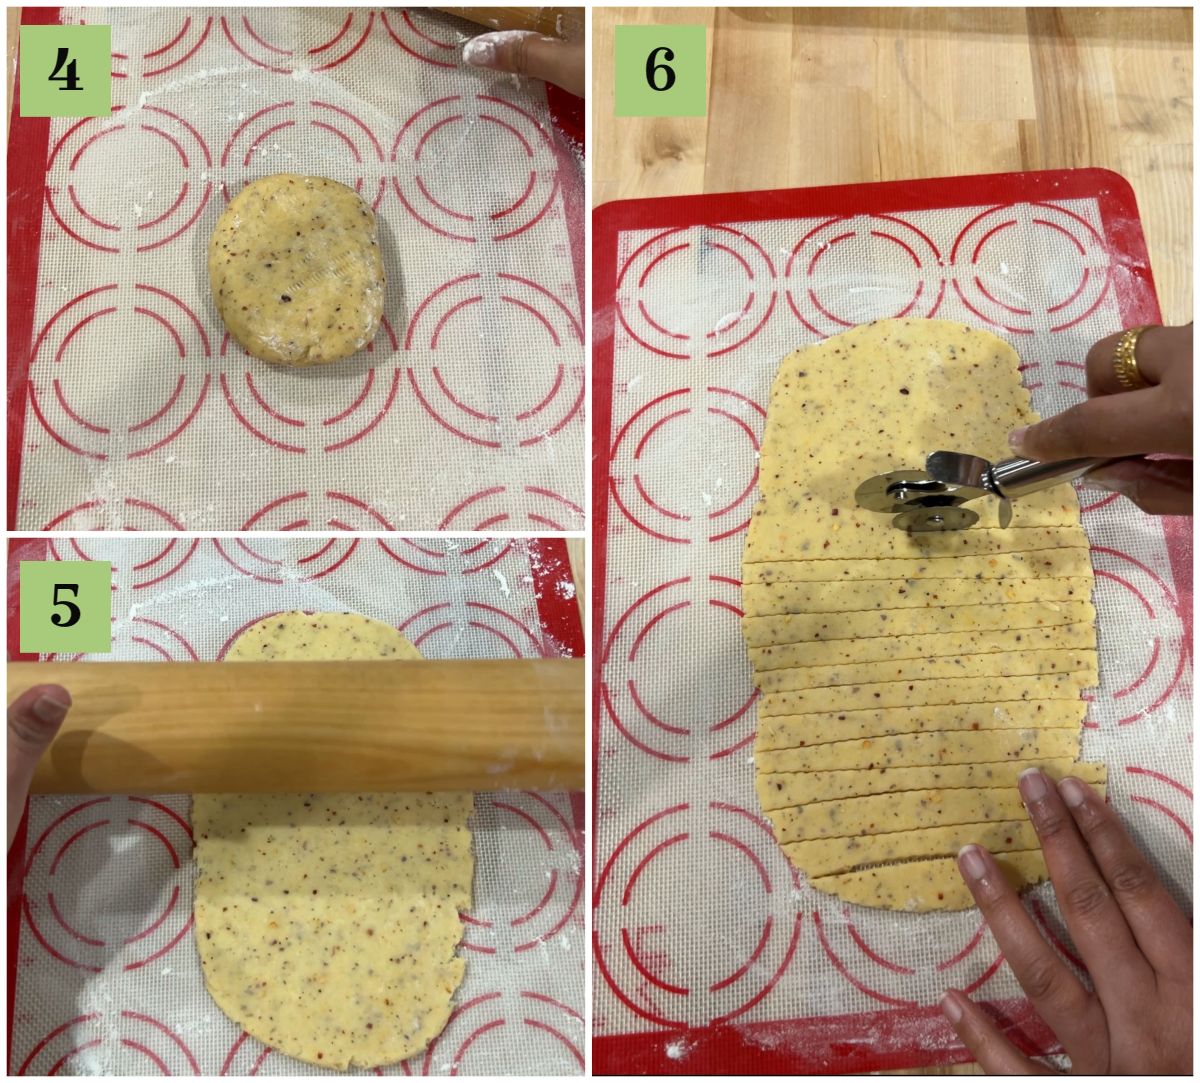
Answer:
[{"xmin": 1112, "ymin": 325, "xmax": 1155, "ymax": 391}]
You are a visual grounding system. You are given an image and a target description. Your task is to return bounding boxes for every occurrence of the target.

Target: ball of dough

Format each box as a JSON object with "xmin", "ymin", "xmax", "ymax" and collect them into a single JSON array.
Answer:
[{"xmin": 209, "ymin": 174, "xmax": 385, "ymax": 367}]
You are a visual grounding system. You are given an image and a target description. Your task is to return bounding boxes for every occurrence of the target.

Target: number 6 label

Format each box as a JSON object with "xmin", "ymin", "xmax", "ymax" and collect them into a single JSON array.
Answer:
[
  {"xmin": 615, "ymin": 25, "xmax": 707, "ymax": 118},
  {"xmin": 19, "ymin": 561, "xmax": 112, "ymax": 655}
]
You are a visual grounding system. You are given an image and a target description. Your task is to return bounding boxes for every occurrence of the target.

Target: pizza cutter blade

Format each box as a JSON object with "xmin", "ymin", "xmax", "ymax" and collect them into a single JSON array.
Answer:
[{"xmin": 855, "ymin": 451, "xmax": 1119, "ymax": 531}]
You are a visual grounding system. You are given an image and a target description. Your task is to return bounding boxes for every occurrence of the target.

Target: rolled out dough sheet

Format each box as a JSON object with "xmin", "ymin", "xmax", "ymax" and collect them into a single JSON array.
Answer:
[
  {"xmin": 745, "ymin": 319, "xmax": 1103, "ymax": 911},
  {"xmin": 749, "ymin": 622, "xmax": 1096, "ymax": 671},
  {"xmin": 742, "ymin": 575, "xmax": 1093, "ymax": 615},
  {"xmin": 756, "ymin": 700, "xmax": 1087, "ymax": 750},
  {"xmin": 754, "ymin": 649, "xmax": 1098, "ymax": 694},
  {"xmin": 768, "ymin": 786, "xmax": 1029, "ymax": 844},
  {"xmin": 785, "ymin": 819, "xmax": 1039, "ymax": 878},
  {"xmin": 194, "ymin": 611, "xmax": 473, "ymax": 1070},
  {"xmin": 743, "ymin": 548, "xmax": 1094, "ymax": 584},
  {"xmin": 811, "ymin": 851, "xmax": 1048, "ymax": 912},
  {"xmin": 759, "ymin": 671, "xmax": 1093, "ymax": 717},
  {"xmin": 757, "ymin": 759, "xmax": 1107, "ymax": 808},
  {"xmin": 758, "ymin": 727, "xmax": 1081, "ymax": 775},
  {"xmin": 743, "ymin": 600, "xmax": 1094, "ymax": 649}
]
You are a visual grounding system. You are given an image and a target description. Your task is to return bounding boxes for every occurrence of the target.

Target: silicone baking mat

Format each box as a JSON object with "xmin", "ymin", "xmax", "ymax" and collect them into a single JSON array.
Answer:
[
  {"xmin": 8, "ymin": 7, "xmax": 585, "ymax": 532},
  {"xmin": 591, "ymin": 169, "xmax": 1193, "ymax": 1073},
  {"xmin": 7, "ymin": 536, "xmax": 585, "ymax": 1075}
]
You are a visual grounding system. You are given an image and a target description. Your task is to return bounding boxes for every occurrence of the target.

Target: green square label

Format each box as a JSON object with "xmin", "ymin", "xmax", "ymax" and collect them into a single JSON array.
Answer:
[
  {"xmin": 615, "ymin": 25, "xmax": 707, "ymax": 117},
  {"xmin": 19, "ymin": 25, "xmax": 112, "ymax": 118},
  {"xmin": 20, "ymin": 561, "xmax": 112, "ymax": 654}
]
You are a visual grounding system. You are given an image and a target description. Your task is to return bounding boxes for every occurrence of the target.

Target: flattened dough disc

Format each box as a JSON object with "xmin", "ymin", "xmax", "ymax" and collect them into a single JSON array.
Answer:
[
  {"xmin": 194, "ymin": 611, "xmax": 473, "ymax": 1069},
  {"xmin": 209, "ymin": 174, "xmax": 385, "ymax": 366}
]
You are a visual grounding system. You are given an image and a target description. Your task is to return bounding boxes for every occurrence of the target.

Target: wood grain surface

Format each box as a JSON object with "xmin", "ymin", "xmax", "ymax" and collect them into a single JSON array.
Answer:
[
  {"xmin": 593, "ymin": 6, "xmax": 1192, "ymax": 323},
  {"xmin": 11, "ymin": 658, "xmax": 585, "ymax": 795}
]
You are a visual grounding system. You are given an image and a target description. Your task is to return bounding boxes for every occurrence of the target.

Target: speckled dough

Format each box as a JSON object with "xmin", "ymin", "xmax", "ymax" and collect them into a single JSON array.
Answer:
[
  {"xmin": 746, "ymin": 319, "xmax": 1103, "ymax": 911},
  {"xmin": 209, "ymin": 174, "xmax": 385, "ymax": 366},
  {"xmin": 194, "ymin": 611, "xmax": 473, "ymax": 1070}
]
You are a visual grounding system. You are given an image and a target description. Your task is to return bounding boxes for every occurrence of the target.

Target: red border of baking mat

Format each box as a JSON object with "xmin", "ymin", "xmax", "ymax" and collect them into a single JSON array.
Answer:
[
  {"xmin": 590, "ymin": 168, "xmax": 1192, "ymax": 1074},
  {"xmin": 5, "ymin": 8, "xmax": 586, "ymax": 530},
  {"xmin": 6, "ymin": 535, "xmax": 582, "ymax": 1071}
]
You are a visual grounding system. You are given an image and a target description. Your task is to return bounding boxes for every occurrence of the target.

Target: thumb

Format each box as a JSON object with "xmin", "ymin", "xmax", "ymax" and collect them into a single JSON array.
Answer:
[
  {"xmin": 463, "ymin": 31, "xmax": 585, "ymax": 98},
  {"xmin": 8, "ymin": 685, "xmax": 71, "ymax": 851}
]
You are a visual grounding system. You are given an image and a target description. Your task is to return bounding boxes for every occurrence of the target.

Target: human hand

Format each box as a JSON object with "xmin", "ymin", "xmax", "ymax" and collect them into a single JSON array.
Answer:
[
  {"xmin": 1008, "ymin": 324, "xmax": 1193, "ymax": 515},
  {"xmin": 463, "ymin": 29, "xmax": 585, "ymax": 98},
  {"xmin": 941, "ymin": 770, "xmax": 1192, "ymax": 1073},
  {"xmin": 8, "ymin": 685, "xmax": 71, "ymax": 851}
]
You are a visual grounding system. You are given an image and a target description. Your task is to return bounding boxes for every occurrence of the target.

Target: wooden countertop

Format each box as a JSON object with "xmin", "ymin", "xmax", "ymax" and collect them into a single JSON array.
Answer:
[{"xmin": 593, "ymin": 6, "xmax": 1192, "ymax": 323}]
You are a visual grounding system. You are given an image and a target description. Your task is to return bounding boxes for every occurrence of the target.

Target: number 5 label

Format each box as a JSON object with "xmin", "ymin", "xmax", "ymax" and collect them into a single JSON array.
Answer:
[
  {"xmin": 615, "ymin": 25, "xmax": 707, "ymax": 118},
  {"xmin": 19, "ymin": 561, "xmax": 113, "ymax": 655}
]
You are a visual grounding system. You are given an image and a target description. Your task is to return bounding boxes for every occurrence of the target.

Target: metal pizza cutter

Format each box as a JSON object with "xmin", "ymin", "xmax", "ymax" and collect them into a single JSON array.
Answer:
[{"xmin": 855, "ymin": 451, "xmax": 1116, "ymax": 532}]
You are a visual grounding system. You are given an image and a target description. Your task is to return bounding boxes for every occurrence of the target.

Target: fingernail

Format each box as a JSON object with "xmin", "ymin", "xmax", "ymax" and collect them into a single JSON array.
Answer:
[
  {"xmin": 462, "ymin": 37, "xmax": 496, "ymax": 67},
  {"xmin": 1018, "ymin": 767, "xmax": 1048, "ymax": 805},
  {"xmin": 32, "ymin": 695, "xmax": 70, "ymax": 725},
  {"xmin": 958, "ymin": 844, "xmax": 987, "ymax": 881},
  {"xmin": 1059, "ymin": 777, "xmax": 1089, "ymax": 808},
  {"xmin": 1008, "ymin": 426, "xmax": 1029, "ymax": 452},
  {"xmin": 939, "ymin": 991, "xmax": 963, "ymax": 1024}
]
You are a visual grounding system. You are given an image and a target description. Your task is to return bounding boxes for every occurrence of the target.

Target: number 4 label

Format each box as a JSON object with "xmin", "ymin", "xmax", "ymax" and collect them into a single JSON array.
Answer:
[
  {"xmin": 615, "ymin": 25, "xmax": 707, "ymax": 118},
  {"xmin": 19, "ymin": 24, "xmax": 111, "ymax": 118},
  {"xmin": 19, "ymin": 561, "xmax": 113, "ymax": 655}
]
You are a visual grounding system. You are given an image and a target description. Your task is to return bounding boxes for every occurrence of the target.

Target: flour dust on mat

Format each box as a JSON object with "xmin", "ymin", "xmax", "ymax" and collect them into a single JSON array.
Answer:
[
  {"xmin": 193, "ymin": 610, "xmax": 474, "ymax": 1069},
  {"xmin": 209, "ymin": 174, "xmax": 385, "ymax": 367},
  {"xmin": 743, "ymin": 318, "xmax": 1103, "ymax": 911}
]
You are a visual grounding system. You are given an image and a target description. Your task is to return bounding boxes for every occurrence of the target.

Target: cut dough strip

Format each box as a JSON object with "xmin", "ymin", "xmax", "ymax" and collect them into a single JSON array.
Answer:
[
  {"xmin": 745, "ymin": 521, "xmax": 1088, "ymax": 563},
  {"xmin": 768, "ymin": 786, "xmax": 1028, "ymax": 843},
  {"xmin": 750, "ymin": 622, "xmax": 1096, "ymax": 670},
  {"xmin": 744, "ymin": 549, "xmax": 1094, "ymax": 585},
  {"xmin": 756, "ymin": 758, "xmax": 1106, "ymax": 808},
  {"xmin": 743, "ymin": 576, "xmax": 1092, "ymax": 615},
  {"xmin": 756, "ymin": 699, "xmax": 1087, "ymax": 750},
  {"xmin": 810, "ymin": 850, "xmax": 1048, "ymax": 911},
  {"xmin": 759, "ymin": 671, "xmax": 1090, "ymax": 717},
  {"xmin": 754, "ymin": 649, "xmax": 1098, "ymax": 694},
  {"xmin": 743, "ymin": 600, "xmax": 1095, "ymax": 648},
  {"xmin": 785, "ymin": 819, "xmax": 1039, "ymax": 878},
  {"xmin": 757, "ymin": 727, "xmax": 1080, "ymax": 775}
]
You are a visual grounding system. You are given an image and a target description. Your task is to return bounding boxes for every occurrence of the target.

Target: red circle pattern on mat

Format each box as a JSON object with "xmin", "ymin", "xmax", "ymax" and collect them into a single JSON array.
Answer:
[
  {"xmin": 461, "ymin": 793, "xmax": 583, "ymax": 956},
  {"xmin": 216, "ymin": 318, "xmax": 403, "ymax": 455},
  {"xmin": 949, "ymin": 202, "xmax": 1112, "ymax": 334},
  {"xmin": 214, "ymin": 535, "xmax": 362, "ymax": 582},
  {"xmin": 28, "ymin": 284, "xmax": 212, "ymax": 462},
  {"xmin": 438, "ymin": 485, "xmax": 585, "ymax": 531},
  {"xmin": 379, "ymin": 536, "xmax": 513, "ymax": 577},
  {"xmin": 1081, "ymin": 546, "xmax": 1188, "ymax": 729},
  {"xmin": 783, "ymin": 213, "xmax": 945, "ymax": 337},
  {"xmin": 219, "ymin": 11, "xmax": 376, "ymax": 74},
  {"xmin": 391, "ymin": 95, "xmax": 561, "ymax": 244},
  {"xmin": 600, "ymin": 576, "xmax": 758, "ymax": 763},
  {"xmin": 616, "ymin": 226, "xmax": 778, "ymax": 361},
  {"xmin": 19, "ymin": 1010, "xmax": 201, "ymax": 1075},
  {"xmin": 46, "ymin": 106, "xmax": 214, "ymax": 253},
  {"xmin": 404, "ymin": 273, "xmax": 584, "ymax": 450},
  {"xmin": 20, "ymin": 797, "xmax": 194, "ymax": 978},
  {"xmin": 593, "ymin": 801, "xmax": 803, "ymax": 1028},
  {"xmin": 48, "ymin": 536, "xmax": 200, "ymax": 592},
  {"xmin": 608, "ymin": 387, "xmax": 765, "ymax": 545}
]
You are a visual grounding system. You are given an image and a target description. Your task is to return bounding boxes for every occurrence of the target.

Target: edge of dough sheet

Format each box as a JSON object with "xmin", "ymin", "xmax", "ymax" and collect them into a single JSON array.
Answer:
[
  {"xmin": 195, "ymin": 610, "xmax": 474, "ymax": 1069},
  {"xmin": 745, "ymin": 318, "xmax": 1103, "ymax": 913}
]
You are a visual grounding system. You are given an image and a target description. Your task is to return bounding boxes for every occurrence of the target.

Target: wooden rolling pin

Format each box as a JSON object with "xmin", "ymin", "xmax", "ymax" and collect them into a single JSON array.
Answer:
[{"xmin": 8, "ymin": 659, "xmax": 583, "ymax": 795}]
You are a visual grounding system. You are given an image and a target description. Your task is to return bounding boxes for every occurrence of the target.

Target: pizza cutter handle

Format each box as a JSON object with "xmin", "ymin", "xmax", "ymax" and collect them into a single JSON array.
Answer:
[
  {"xmin": 990, "ymin": 455, "xmax": 1117, "ymax": 498},
  {"xmin": 8, "ymin": 659, "xmax": 584, "ymax": 795}
]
